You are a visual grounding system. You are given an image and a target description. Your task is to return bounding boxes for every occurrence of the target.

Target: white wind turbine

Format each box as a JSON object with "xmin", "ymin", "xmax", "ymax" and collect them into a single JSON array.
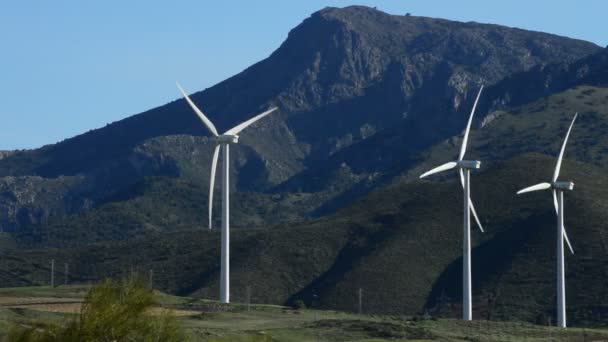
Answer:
[
  {"xmin": 419, "ymin": 86, "xmax": 485, "ymax": 321},
  {"xmin": 177, "ymin": 82, "xmax": 277, "ymax": 304},
  {"xmin": 516, "ymin": 113, "xmax": 578, "ymax": 328}
]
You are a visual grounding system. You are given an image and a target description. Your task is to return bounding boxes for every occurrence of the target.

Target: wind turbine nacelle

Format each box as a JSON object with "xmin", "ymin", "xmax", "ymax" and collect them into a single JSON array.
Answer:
[
  {"xmin": 553, "ymin": 181, "xmax": 574, "ymax": 191},
  {"xmin": 457, "ymin": 160, "xmax": 481, "ymax": 169},
  {"xmin": 217, "ymin": 135, "xmax": 239, "ymax": 144}
]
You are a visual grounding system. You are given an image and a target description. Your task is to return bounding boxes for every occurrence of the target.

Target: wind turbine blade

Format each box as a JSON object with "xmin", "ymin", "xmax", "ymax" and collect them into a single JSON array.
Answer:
[
  {"xmin": 419, "ymin": 161, "xmax": 458, "ymax": 179},
  {"xmin": 224, "ymin": 107, "xmax": 278, "ymax": 135},
  {"xmin": 469, "ymin": 200, "xmax": 485, "ymax": 233},
  {"xmin": 208, "ymin": 145, "xmax": 220, "ymax": 229},
  {"xmin": 516, "ymin": 182, "xmax": 552, "ymax": 195},
  {"xmin": 552, "ymin": 190, "xmax": 574, "ymax": 254},
  {"xmin": 458, "ymin": 85, "xmax": 484, "ymax": 160},
  {"xmin": 552, "ymin": 113, "xmax": 578, "ymax": 182},
  {"xmin": 563, "ymin": 227, "xmax": 575, "ymax": 255},
  {"xmin": 459, "ymin": 169, "xmax": 484, "ymax": 233},
  {"xmin": 176, "ymin": 82, "xmax": 219, "ymax": 136},
  {"xmin": 553, "ymin": 190, "xmax": 559, "ymax": 215}
]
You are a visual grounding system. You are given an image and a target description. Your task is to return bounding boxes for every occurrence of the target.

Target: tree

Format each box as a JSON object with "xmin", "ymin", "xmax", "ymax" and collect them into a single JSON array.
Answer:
[{"xmin": 9, "ymin": 276, "xmax": 185, "ymax": 342}]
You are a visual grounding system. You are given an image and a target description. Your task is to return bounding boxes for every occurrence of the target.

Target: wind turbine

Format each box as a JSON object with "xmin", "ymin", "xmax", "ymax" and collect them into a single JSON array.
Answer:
[
  {"xmin": 177, "ymin": 82, "xmax": 278, "ymax": 304},
  {"xmin": 516, "ymin": 113, "xmax": 578, "ymax": 328},
  {"xmin": 419, "ymin": 85, "xmax": 485, "ymax": 321}
]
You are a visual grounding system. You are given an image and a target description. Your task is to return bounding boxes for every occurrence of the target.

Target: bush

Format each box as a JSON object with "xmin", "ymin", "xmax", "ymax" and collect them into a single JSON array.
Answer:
[{"xmin": 9, "ymin": 276, "xmax": 185, "ymax": 342}]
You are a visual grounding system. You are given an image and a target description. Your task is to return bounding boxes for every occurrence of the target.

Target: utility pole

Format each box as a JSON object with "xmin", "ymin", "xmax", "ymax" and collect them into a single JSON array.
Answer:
[
  {"xmin": 310, "ymin": 294, "xmax": 321, "ymax": 342},
  {"xmin": 246, "ymin": 286, "xmax": 251, "ymax": 312},
  {"xmin": 149, "ymin": 269, "xmax": 154, "ymax": 289},
  {"xmin": 64, "ymin": 263, "xmax": 68, "ymax": 286},
  {"xmin": 312, "ymin": 294, "xmax": 318, "ymax": 321},
  {"xmin": 50, "ymin": 259, "xmax": 55, "ymax": 288},
  {"xmin": 358, "ymin": 288, "xmax": 363, "ymax": 314}
]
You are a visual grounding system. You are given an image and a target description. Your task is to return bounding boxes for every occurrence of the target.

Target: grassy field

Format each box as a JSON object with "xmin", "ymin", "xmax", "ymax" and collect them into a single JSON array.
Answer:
[{"xmin": 1, "ymin": 285, "xmax": 607, "ymax": 341}]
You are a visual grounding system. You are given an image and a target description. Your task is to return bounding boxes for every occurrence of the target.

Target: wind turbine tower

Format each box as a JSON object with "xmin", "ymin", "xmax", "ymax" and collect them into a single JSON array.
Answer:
[
  {"xmin": 419, "ymin": 86, "xmax": 485, "ymax": 321},
  {"xmin": 177, "ymin": 83, "xmax": 277, "ymax": 303},
  {"xmin": 516, "ymin": 113, "xmax": 578, "ymax": 328}
]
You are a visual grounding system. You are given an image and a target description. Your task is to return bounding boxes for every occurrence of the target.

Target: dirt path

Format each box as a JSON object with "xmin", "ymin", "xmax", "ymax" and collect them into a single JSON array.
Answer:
[{"xmin": 0, "ymin": 297, "xmax": 200, "ymax": 316}]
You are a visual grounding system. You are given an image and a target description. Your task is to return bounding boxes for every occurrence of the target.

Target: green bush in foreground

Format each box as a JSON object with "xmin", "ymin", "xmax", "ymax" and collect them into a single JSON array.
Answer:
[{"xmin": 9, "ymin": 276, "xmax": 185, "ymax": 342}]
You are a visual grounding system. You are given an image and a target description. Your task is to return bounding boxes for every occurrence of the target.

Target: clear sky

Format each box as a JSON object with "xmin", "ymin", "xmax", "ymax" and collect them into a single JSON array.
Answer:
[{"xmin": 1, "ymin": 1, "xmax": 606, "ymax": 150}]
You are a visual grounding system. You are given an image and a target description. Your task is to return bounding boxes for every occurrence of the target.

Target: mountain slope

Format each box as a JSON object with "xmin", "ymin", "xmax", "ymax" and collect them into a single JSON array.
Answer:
[
  {"xmin": 15, "ymin": 84, "xmax": 608, "ymax": 247},
  {"xmin": 3, "ymin": 153, "xmax": 607, "ymax": 327},
  {"xmin": 278, "ymin": 48, "xmax": 608, "ymax": 215},
  {"xmin": 480, "ymin": 47, "xmax": 608, "ymax": 114},
  {"xmin": 405, "ymin": 85, "xmax": 608, "ymax": 182}
]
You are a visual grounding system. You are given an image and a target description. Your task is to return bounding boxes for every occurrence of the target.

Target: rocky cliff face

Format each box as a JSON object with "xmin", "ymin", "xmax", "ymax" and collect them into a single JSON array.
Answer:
[
  {"xmin": 0, "ymin": 176, "xmax": 92, "ymax": 232},
  {"xmin": 0, "ymin": 6, "xmax": 601, "ymax": 231},
  {"xmin": 266, "ymin": 6, "xmax": 599, "ymax": 164}
]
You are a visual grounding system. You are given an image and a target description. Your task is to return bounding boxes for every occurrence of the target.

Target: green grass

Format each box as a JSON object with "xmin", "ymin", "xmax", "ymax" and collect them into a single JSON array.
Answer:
[
  {"xmin": 1, "ymin": 286, "xmax": 607, "ymax": 341},
  {"xmin": 0, "ymin": 285, "xmax": 89, "ymax": 299}
]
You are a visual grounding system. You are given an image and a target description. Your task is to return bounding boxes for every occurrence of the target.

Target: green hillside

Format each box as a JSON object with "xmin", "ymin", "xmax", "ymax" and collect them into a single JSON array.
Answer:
[
  {"xmin": 2, "ymin": 151, "xmax": 607, "ymax": 327},
  {"xmin": 14, "ymin": 176, "xmax": 326, "ymax": 247},
  {"xmin": 18, "ymin": 85, "xmax": 608, "ymax": 247}
]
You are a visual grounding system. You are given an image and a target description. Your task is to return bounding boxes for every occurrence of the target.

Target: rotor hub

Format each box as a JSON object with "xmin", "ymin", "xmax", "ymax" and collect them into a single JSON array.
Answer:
[
  {"xmin": 552, "ymin": 181, "xmax": 574, "ymax": 191},
  {"xmin": 217, "ymin": 134, "xmax": 239, "ymax": 144},
  {"xmin": 457, "ymin": 160, "xmax": 481, "ymax": 170}
]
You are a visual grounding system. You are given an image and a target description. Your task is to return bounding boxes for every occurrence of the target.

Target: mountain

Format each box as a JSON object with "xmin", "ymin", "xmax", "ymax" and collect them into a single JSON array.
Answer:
[
  {"xmin": 6, "ymin": 85, "xmax": 608, "ymax": 326},
  {"xmin": 0, "ymin": 6, "xmax": 600, "ymax": 232},
  {"xmin": 1, "ymin": 5, "xmax": 608, "ymax": 327}
]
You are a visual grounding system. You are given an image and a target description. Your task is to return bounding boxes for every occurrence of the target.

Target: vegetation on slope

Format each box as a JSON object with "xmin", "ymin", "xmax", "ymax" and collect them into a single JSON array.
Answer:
[
  {"xmin": 2, "ymin": 152, "xmax": 607, "ymax": 327},
  {"xmin": 407, "ymin": 85, "xmax": 608, "ymax": 180},
  {"xmin": 14, "ymin": 176, "xmax": 330, "ymax": 247}
]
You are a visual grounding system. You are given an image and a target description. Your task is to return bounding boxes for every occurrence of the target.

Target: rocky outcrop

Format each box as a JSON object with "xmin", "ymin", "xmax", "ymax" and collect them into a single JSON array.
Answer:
[{"xmin": 0, "ymin": 176, "xmax": 91, "ymax": 232}]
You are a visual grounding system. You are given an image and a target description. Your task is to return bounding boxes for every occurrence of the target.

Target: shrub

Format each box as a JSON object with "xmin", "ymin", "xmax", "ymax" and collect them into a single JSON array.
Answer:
[{"xmin": 9, "ymin": 276, "xmax": 185, "ymax": 341}]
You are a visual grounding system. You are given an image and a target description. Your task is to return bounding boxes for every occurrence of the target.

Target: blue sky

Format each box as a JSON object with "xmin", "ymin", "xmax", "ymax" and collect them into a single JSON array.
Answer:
[{"xmin": 1, "ymin": 1, "xmax": 606, "ymax": 150}]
